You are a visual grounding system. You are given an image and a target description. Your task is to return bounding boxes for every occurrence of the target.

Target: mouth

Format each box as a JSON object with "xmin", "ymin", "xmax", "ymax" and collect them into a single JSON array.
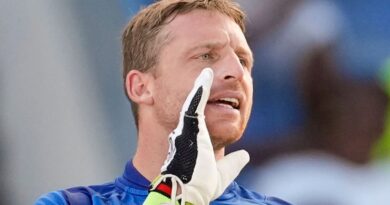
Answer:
[{"xmin": 207, "ymin": 97, "xmax": 240, "ymax": 110}]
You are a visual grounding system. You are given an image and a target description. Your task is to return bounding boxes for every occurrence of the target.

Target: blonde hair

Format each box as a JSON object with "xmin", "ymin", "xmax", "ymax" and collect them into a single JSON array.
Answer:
[{"xmin": 122, "ymin": 0, "xmax": 246, "ymax": 126}]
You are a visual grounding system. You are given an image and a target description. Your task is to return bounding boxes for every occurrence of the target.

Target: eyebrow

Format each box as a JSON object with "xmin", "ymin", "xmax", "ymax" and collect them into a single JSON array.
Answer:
[
  {"xmin": 185, "ymin": 40, "xmax": 254, "ymax": 67},
  {"xmin": 186, "ymin": 41, "xmax": 227, "ymax": 56}
]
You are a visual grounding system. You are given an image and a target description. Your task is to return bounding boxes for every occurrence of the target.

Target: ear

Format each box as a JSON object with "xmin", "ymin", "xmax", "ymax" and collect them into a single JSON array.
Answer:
[{"xmin": 125, "ymin": 70, "xmax": 154, "ymax": 105}]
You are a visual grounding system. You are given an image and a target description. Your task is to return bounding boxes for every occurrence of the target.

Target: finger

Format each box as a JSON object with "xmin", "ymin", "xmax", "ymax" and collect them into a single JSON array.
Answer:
[
  {"xmin": 161, "ymin": 68, "xmax": 213, "ymax": 175},
  {"xmin": 181, "ymin": 68, "xmax": 214, "ymax": 117},
  {"xmin": 215, "ymin": 150, "xmax": 250, "ymax": 198},
  {"xmin": 165, "ymin": 68, "xmax": 213, "ymax": 181},
  {"xmin": 185, "ymin": 87, "xmax": 203, "ymax": 116}
]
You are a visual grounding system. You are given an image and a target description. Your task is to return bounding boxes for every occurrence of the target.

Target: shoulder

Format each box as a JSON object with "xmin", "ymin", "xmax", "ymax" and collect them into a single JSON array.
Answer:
[
  {"xmin": 35, "ymin": 191, "xmax": 67, "ymax": 205},
  {"xmin": 235, "ymin": 182, "xmax": 292, "ymax": 205},
  {"xmin": 35, "ymin": 182, "xmax": 118, "ymax": 205},
  {"xmin": 213, "ymin": 182, "xmax": 292, "ymax": 205}
]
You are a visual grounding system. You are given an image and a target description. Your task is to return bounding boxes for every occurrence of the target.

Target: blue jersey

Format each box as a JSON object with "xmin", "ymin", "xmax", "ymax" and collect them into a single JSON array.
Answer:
[{"xmin": 35, "ymin": 161, "xmax": 291, "ymax": 205}]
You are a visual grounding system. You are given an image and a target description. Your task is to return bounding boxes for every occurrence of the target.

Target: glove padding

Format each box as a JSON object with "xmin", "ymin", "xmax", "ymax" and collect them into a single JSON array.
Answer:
[{"xmin": 146, "ymin": 68, "xmax": 250, "ymax": 205}]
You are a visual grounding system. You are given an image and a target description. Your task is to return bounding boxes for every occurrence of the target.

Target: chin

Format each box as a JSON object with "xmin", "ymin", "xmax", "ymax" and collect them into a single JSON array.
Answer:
[{"xmin": 207, "ymin": 122, "xmax": 244, "ymax": 150}]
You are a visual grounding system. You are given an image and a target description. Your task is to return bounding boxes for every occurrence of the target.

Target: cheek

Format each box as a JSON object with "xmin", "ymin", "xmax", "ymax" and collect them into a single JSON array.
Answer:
[
  {"xmin": 153, "ymin": 82, "xmax": 190, "ymax": 129},
  {"xmin": 245, "ymin": 75, "xmax": 254, "ymax": 108},
  {"xmin": 243, "ymin": 75, "xmax": 254, "ymax": 122}
]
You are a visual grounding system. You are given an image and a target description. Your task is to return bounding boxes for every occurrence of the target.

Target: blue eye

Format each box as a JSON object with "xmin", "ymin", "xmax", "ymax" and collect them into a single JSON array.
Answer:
[{"xmin": 201, "ymin": 53, "xmax": 211, "ymax": 60}]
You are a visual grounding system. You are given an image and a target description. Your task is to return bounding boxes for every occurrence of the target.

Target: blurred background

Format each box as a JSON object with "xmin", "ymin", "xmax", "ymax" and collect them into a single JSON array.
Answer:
[{"xmin": 0, "ymin": 0, "xmax": 389, "ymax": 204}]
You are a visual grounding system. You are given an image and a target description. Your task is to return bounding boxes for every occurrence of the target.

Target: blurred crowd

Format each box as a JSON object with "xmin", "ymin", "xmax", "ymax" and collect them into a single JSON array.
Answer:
[
  {"xmin": 232, "ymin": 0, "xmax": 390, "ymax": 204},
  {"xmin": 1, "ymin": 0, "xmax": 390, "ymax": 204}
]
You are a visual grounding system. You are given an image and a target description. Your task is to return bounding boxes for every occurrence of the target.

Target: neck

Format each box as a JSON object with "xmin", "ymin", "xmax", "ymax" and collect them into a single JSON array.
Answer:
[
  {"xmin": 132, "ymin": 122, "xmax": 169, "ymax": 181},
  {"xmin": 133, "ymin": 121, "xmax": 225, "ymax": 181},
  {"xmin": 214, "ymin": 147, "xmax": 225, "ymax": 160}
]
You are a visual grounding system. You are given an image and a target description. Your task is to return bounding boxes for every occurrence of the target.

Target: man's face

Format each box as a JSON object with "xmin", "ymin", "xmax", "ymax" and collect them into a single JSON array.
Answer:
[{"xmin": 151, "ymin": 10, "xmax": 253, "ymax": 149}]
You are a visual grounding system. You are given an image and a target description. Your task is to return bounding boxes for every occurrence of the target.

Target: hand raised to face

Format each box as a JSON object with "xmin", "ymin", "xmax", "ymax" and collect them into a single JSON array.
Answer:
[{"xmin": 143, "ymin": 68, "xmax": 249, "ymax": 205}]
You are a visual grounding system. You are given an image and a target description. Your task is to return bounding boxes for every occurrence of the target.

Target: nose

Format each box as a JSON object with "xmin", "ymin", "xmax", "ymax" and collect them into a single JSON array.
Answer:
[{"xmin": 215, "ymin": 53, "xmax": 244, "ymax": 82}]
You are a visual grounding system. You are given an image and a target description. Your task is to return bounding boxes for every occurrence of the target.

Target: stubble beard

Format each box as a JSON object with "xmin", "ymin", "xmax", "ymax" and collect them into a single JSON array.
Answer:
[
  {"xmin": 154, "ymin": 89, "xmax": 248, "ymax": 151},
  {"xmin": 155, "ymin": 104, "xmax": 245, "ymax": 151},
  {"xmin": 207, "ymin": 121, "xmax": 245, "ymax": 151}
]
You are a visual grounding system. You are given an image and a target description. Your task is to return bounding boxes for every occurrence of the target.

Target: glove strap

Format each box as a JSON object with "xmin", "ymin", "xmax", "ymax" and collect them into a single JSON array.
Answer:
[
  {"xmin": 154, "ymin": 181, "xmax": 172, "ymax": 198},
  {"xmin": 148, "ymin": 174, "xmax": 193, "ymax": 205}
]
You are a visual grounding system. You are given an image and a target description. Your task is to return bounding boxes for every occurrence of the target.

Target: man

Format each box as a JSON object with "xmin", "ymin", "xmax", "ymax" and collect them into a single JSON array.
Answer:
[{"xmin": 35, "ymin": 0, "xmax": 290, "ymax": 204}]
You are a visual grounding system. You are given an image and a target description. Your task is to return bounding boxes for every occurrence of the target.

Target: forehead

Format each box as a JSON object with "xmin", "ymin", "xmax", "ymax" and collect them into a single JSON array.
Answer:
[{"xmin": 163, "ymin": 9, "xmax": 252, "ymax": 56}]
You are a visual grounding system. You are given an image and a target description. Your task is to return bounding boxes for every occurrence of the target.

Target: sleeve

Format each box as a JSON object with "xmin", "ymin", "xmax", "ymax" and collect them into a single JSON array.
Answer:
[{"xmin": 34, "ymin": 191, "xmax": 68, "ymax": 205}]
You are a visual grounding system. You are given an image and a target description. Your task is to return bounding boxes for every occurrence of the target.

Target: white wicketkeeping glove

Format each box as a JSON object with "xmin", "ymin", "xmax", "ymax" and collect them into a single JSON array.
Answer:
[{"xmin": 143, "ymin": 68, "xmax": 250, "ymax": 205}]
